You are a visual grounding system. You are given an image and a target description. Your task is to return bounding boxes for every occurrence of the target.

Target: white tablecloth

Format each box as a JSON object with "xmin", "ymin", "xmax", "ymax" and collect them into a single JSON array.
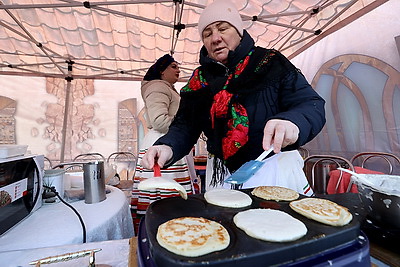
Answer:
[{"xmin": 0, "ymin": 186, "xmax": 134, "ymax": 252}]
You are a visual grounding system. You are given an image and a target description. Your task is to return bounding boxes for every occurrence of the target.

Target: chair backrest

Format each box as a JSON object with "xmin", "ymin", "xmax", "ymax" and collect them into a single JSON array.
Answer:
[
  {"xmin": 297, "ymin": 147, "xmax": 310, "ymax": 159},
  {"xmin": 73, "ymin": 152, "xmax": 106, "ymax": 162},
  {"xmin": 107, "ymin": 151, "xmax": 136, "ymax": 163},
  {"xmin": 303, "ymin": 155, "xmax": 354, "ymax": 194},
  {"xmin": 43, "ymin": 156, "xmax": 52, "ymax": 169},
  {"xmin": 107, "ymin": 151, "xmax": 137, "ymax": 180},
  {"xmin": 55, "ymin": 153, "xmax": 105, "ymax": 172},
  {"xmin": 350, "ymin": 152, "xmax": 400, "ymax": 175}
]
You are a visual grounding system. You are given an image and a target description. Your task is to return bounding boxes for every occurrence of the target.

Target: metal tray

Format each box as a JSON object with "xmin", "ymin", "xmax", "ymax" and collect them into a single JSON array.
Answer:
[{"xmin": 145, "ymin": 190, "xmax": 361, "ymax": 267}]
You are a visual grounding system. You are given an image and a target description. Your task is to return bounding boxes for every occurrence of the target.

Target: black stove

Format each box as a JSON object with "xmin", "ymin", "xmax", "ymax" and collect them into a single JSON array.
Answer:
[
  {"xmin": 321, "ymin": 193, "xmax": 400, "ymax": 255},
  {"xmin": 362, "ymin": 216, "xmax": 400, "ymax": 254},
  {"xmin": 137, "ymin": 192, "xmax": 373, "ymax": 267}
]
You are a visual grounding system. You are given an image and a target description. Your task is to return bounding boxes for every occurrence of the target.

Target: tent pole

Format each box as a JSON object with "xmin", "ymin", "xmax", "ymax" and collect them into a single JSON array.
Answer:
[
  {"xmin": 60, "ymin": 78, "xmax": 72, "ymax": 164},
  {"xmin": 60, "ymin": 61, "xmax": 74, "ymax": 163}
]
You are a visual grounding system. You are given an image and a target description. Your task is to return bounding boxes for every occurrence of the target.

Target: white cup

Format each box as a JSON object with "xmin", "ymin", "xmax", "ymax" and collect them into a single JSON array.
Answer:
[{"xmin": 66, "ymin": 171, "xmax": 84, "ymax": 189}]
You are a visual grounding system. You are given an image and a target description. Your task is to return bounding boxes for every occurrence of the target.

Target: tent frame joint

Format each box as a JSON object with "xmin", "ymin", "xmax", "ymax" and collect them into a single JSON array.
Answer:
[
  {"xmin": 66, "ymin": 60, "xmax": 75, "ymax": 72},
  {"xmin": 314, "ymin": 29, "xmax": 322, "ymax": 35},
  {"xmin": 83, "ymin": 1, "xmax": 91, "ymax": 9},
  {"xmin": 311, "ymin": 7, "xmax": 320, "ymax": 15},
  {"xmin": 174, "ymin": 22, "xmax": 185, "ymax": 32}
]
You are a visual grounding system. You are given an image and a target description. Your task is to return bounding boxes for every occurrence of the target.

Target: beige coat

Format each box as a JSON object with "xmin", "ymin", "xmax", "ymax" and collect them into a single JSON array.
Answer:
[{"xmin": 141, "ymin": 79, "xmax": 180, "ymax": 134}]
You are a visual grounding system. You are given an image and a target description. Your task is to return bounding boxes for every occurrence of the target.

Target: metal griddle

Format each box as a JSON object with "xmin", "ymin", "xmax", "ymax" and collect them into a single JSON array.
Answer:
[{"xmin": 144, "ymin": 190, "xmax": 361, "ymax": 267}]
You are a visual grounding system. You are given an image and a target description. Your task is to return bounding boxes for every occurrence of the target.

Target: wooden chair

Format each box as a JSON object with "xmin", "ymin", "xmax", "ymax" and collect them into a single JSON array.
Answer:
[
  {"xmin": 107, "ymin": 151, "xmax": 137, "ymax": 180},
  {"xmin": 107, "ymin": 151, "xmax": 137, "ymax": 202},
  {"xmin": 73, "ymin": 152, "xmax": 106, "ymax": 162},
  {"xmin": 303, "ymin": 155, "xmax": 354, "ymax": 194},
  {"xmin": 43, "ymin": 156, "xmax": 53, "ymax": 169},
  {"xmin": 350, "ymin": 152, "xmax": 400, "ymax": 175},
  {"xmin": 297, "ymin": 147, "xmax": 310, "ymax": 159},
  {"xmin": 52, "ymin": 153, "xmax": 105, "ymax": 172}
]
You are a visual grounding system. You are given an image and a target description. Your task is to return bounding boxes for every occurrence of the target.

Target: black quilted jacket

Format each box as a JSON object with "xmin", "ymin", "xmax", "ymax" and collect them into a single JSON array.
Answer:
[{"xmin": 155, "ymin": 31, "xmax": 326, "ymax": 172}]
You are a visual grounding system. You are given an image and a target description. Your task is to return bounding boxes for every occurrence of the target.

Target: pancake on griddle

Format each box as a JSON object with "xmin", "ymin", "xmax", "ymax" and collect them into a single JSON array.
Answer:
[
  {"xmin": 233, "ymin": 209, "xmax": 307, "ymax": 242},
  {"xmin": 251, "ymin": 186, "xmax": 299, "ymax": 201},
  {"xmin": 289, "ymin": 198, "xmax": 352, "ymax": 226},
  {"xmin": 204, "ymin": 188, "xmax": 252, "ymax": 208},
  {"xmin": 156, "ymin": 217, "xmax": 230, "ymax": 257}
]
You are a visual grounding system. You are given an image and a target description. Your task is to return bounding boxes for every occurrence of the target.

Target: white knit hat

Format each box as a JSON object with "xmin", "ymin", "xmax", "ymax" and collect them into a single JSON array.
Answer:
[{"xmin": 198, "ymin": 0, "xmax": 243, "ymax": 38}]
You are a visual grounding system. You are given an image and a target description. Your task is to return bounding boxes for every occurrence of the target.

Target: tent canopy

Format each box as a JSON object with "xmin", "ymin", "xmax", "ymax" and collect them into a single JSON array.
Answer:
[{"xmin": 0, "ymin": 0, "xmax": 386, "ymax": 81}]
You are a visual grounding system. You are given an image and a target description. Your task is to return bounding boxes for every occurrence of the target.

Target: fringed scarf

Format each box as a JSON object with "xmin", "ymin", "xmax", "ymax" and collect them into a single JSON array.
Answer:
[
  {"xmin": 182, "ymin": 50, "xmax": 254, "ymax": 161},
  {"xmin": 181, "ymin": 48, "xmax": 286, "ymax": 186}
]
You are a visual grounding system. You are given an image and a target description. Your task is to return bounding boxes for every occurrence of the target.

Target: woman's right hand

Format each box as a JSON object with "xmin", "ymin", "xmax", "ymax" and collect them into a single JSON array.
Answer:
[
  {"xmin": 142, "ymin": 145, "xmax": 173, "ymax": 169},
  {"xmin": 262, "ymin": 119, "xmax": 299, "ymax": 153}
]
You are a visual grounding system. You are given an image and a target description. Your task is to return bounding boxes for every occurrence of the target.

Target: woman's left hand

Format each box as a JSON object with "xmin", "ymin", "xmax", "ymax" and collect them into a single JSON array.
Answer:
[{"xmin": 262, "ymin": 119, "xmax": 299, "ymax": 153}]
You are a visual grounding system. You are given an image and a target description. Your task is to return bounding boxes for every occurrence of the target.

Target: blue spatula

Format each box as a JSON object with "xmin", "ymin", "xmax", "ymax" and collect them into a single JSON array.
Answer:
[{"xmin": 224, "ymin": 145, "xmax": 274, "ymax": 185}]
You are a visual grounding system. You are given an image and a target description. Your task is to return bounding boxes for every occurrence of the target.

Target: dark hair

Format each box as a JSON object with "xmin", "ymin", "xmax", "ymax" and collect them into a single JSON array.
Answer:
[{"xmin": 143, "ymin": 54, "xmax": 176, "ymax": 81}]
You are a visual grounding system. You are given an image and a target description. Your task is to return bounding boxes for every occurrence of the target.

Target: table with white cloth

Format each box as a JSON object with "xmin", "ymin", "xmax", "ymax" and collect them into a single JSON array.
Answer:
[{"xmin": 0, "ymin": 186, "xmax": 134, "ymax": 252}]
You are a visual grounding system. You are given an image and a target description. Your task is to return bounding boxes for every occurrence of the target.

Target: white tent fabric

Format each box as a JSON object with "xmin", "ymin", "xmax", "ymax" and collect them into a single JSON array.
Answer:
[
  {"xmin": 291, "ymin": 0, "xmax": 400, "ymax": 162},
  {"xmin": 0, "ymin": 0, "xmax": 386, "ymax": 80}
]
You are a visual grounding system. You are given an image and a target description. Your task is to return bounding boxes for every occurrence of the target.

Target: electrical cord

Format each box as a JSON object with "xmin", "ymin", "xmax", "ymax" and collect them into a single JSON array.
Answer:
[{"xmin": 43, "ymin": 185, "xmax": 87, "ymax": 243}]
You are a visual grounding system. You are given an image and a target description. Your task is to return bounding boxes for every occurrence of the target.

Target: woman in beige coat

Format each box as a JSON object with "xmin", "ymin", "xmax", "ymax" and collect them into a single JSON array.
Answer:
[{"xmin": 131, "ymin": 54, "xmax": 195, "ymax": 234}]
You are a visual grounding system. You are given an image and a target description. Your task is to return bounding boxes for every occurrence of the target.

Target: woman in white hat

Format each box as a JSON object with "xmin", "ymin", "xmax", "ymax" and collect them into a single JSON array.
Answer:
[{"xmin": 141, "ymin": 0, "xmax": 326, "ymax": 194}]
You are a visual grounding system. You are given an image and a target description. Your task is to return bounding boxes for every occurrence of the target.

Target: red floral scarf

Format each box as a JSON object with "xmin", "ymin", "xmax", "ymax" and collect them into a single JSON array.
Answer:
[{"xmin": 182, "ymin": 50, "xmax": 254, "ymax": 160}]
